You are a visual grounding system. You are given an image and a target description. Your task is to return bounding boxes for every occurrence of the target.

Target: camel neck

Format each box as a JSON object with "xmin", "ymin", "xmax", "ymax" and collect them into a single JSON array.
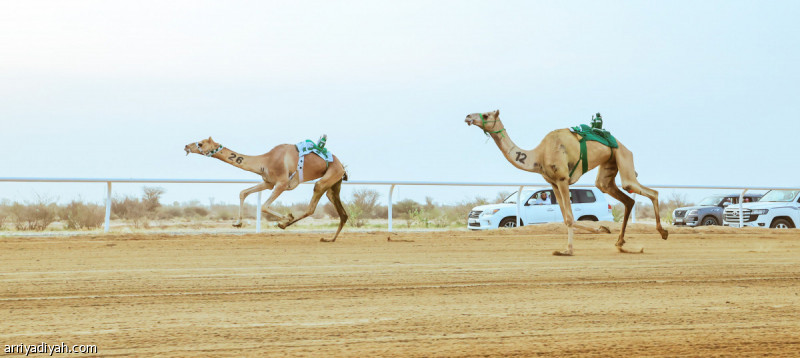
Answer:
[
  {"xmin": 488, "ymin": 122, "xmax": 541, "ymax": 173},
  {"xmin": 210, "ymin": 147, "xmax": 263, "ymax": 175}
]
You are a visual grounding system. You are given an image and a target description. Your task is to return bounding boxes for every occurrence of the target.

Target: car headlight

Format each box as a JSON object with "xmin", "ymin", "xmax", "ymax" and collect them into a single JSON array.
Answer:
[
  {"xmin": 482, "ymin": 209, "xmax": 500, "ymax": 216},
  {"xmin": 687, "ymin": 209, "xmax": 698, "ymax": 216},
  {"xmin": 750, "ymin": 209, "xmax": 768, "ymax": 215}
]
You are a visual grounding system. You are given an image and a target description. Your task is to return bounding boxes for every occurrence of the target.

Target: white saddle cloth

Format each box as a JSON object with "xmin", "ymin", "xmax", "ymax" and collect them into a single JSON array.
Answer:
[{"xmin": 291, "ymin": 140, "xmax": 335, "ymax": 185}]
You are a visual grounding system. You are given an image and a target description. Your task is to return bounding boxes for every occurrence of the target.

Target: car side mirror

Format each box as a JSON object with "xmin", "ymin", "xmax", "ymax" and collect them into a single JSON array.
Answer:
[{"xmin": 722, "ymin": 202, "xmax": 730, "ymax": 207}]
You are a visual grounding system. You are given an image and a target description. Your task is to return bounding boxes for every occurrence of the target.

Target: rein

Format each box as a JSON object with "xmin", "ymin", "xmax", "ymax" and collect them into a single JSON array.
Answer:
[
  {"xmin": 480, "ymin": 113, "xmax": 506, "ymax": 137},
  {"xmin": 197, "ymin": 143, "xmax": 224, "ymax": 157}
]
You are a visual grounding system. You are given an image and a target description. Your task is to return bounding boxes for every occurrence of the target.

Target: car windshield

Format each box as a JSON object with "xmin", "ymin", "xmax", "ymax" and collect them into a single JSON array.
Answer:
[
  {"xmin": 503, "ymin": 190, "xmax": 535, "ymax": 204},
  {"xmin": 697, "ymin": 195, "xmax": 725, "ymax": 206},
  {"xmin": 758, "ymin": 190, "xmax": 800, "ymax": 202}
]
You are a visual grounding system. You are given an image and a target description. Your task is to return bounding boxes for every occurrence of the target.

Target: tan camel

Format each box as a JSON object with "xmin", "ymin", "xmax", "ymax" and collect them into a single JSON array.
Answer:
[
  {"xmin": 184, "ymin": 137, "xmax": 348, "ymax": 242},
  {"xmin": 465, "ymin": 110, "xmax": 668, "ymax": 255}
]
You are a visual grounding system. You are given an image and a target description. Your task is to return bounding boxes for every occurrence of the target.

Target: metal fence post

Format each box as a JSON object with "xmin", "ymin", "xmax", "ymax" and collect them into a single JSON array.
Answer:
[
  {"xmin": 256, "ymin": 191, "xmax": 262, "ymax": 233},
  {"xmin": 388, "ymin": 184, "xmax": 396, "ymax": 232},
  {"xmin": 739, "ymin": 189, "xmax": 748, "ymax": 228},
  {"xmin": 104, "ymin": 181, "xmax": 112, "ymax": 233},
  {"xmin": 516, "ymin": 186, "xmax": 524, "ymax": 227}
]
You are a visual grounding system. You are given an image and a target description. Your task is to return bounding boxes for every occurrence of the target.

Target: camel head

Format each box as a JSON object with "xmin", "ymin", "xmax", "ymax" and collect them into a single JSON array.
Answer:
[
  {"xmin": 184, "ymin": 136, "xmax": 223, "ymax": 157},
  {"xmin": 465, "ymin": 110, "xmax": 503, "ymax": 136}
]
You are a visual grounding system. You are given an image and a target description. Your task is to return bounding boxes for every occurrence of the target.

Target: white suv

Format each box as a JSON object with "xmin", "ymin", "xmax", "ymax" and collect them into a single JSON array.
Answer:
[
  {"xmin": 467, "ymin": 188, "xmax": 613, "ymax": 230},
  {"xmin": 722, "ymin": 189, "xmax": 800, "ymax": 228}
]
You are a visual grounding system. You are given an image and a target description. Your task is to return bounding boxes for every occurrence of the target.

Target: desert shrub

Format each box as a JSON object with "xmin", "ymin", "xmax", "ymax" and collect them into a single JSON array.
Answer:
[
  {"xmin": 374, "ymin": 205, "xmax": 388, "ymax": 220},
  {"xmin": 310, "ymin": 204, "xmax": 327, "ymax": 219},
  {"xmin": 349, "ymin": 189, "xmax": 381, "ymax": 218},
  {"xmin": 409, "ymin": 207, "xmax": 433, "ymax": 228},
  {"xmin": 634, "ymin": 192, "xmax": 692, "ymax": 223},
  {"xmin": 345, "ymin": 203, "xmax": 365, "ymax": 227},
  {"xmin": 112, "ymin": 196, "xmax": 148, "ymax": 228},
  {"xmin": 62, "ymin": 201, "xmax": 105, "ymax": 229},
  {"xmin": 322, "ymin": 202, "xmax": 338, "ymax": 218},
  {"xmin": 184, "ymin": 205, "xmax": 209, "ymax": 217},
  {"xmin": 142, "ymin": 187, "xmax": 165, "ymax": 211},
  {"xmin": 0, "ymin": 201, "xmax": 9, "ymax": 230},
  {"xmin": 393, "ymin": 199, "xmax": 420, "ymax": 219},
  {"xmin": 9, "ymin": 197, "xmax": 58, "ymax": 231},
  {"xmin": 212, "ymin": 207, "xmax": 234, "ymax": 221},
  {"xmin": 157, "ymin": 205, "xmax": 184, "ymax": 220},
  {"xmin": 612, "ymin": 203, "xmax": 625, "ymax": 222},
  {"xmin": 495, "ymin": 191, "xmax": 512, "ymax": 203}
]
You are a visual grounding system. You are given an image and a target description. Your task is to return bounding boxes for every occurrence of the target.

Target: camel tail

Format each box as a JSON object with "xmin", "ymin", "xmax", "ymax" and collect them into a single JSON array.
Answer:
[{"xmin": 342, "ymin": 164, "xmax": 349, "ymax": 181}]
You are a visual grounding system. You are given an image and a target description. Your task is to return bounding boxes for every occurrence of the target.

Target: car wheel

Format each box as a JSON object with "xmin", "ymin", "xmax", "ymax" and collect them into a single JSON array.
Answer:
[
  {"xmin": 770, "ymin": 218, "xmax": 794, "ymax": 229},
  {"xmin": 499, "ymin": 217, "xmax": 518, "ymax": 228},
  {"xmin": 701, "ymin": 216, "xmax": 719, "ymax": 226}
]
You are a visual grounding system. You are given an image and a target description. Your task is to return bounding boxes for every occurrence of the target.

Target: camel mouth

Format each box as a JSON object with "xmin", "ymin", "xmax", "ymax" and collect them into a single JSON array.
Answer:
[
  {"xmin": 184, "ymin": 146, "xmax": 191, "ymax": 156},
  {"xmin": 465, "ymin": 118, "xmax": 474, "ymax": 126}
]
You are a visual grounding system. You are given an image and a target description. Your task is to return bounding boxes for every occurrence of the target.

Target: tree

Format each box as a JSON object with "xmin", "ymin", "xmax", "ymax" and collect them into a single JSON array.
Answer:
[
  {"xmin": 142, "ymin": 186, "xmax": 165, "ymax": 212},
  {"xmin": 349, "ymin": 188, "xmax": 381, "ymax": 218}
]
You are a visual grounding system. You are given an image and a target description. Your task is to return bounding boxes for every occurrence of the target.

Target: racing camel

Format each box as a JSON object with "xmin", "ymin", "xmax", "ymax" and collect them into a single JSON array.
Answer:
[
  {"xmin": 465, "ymin": 110, "xmax": 668, "ymax": 255},
  {"xmin": 184, "ymin": 136, "xmax": 348, "ymax": 242}
]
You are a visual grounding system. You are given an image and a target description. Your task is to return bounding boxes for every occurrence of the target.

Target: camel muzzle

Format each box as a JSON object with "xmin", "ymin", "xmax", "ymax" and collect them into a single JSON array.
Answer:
[{"xmin": 184, "ymin": 146, "xmax": 191, "ymax": 156}]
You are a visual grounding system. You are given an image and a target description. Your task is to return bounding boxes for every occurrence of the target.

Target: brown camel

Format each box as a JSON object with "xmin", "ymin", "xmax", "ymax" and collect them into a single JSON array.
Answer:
[
  {"xmin": 184, "ymin": 137, "xmax": 348, "ymax": 242},
  {"xmin": 465, "ymin": 110, "xmax": 668, "ymax": 255}
]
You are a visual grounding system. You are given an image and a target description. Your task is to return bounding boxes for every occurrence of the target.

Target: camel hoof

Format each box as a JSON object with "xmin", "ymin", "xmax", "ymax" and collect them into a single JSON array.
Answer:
[
  {"xmin": 277, "ymin": 223, "xmax": 287, "ymax": 230},
  {"xmin": 599, "ymin": 225, "xmax": 611, "ymax": 233},
  {"xmin": 232, "ymin": 222, "xmax": 243, "ymax": 228},
  {"xmin": 617, "ymin": 246, "xmax": 644, "ymax": 254},
  {"xmin": 552, "ymin": 250, "xmax": 573, "ymax": 256},
  {"xmin": 661, "ymin": 229, "xmax": 669, "ymax": 240},
  {"xmin": 320, "ymin": 238, "xmax": 336, "ymax": 243}
]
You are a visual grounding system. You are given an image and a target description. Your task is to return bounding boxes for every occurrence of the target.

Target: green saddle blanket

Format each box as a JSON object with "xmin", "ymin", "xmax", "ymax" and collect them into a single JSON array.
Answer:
[
  {"xmin": 569, "ymin": 124, "xmax": 618, "ymax": 148},
  {"xmin": 568, "ymin": 124, "xmax": 618, "ymax": 177}
]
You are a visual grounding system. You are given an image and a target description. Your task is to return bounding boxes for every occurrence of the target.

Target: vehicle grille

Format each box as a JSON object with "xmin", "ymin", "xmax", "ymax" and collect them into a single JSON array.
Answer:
[
  {"xmin": 468, "ymin": 222, "xmax": 481, "ymax": 227},
  {"xmin": 674, "ymin": 210, "xmax": 687, "ymax": 218},
  {"xmin": 468, "ymin": 210, "xmax": 482, "ymax": 219},
  {"xmin": 724, "ymin": 208, "xmax": 757, "ymax": 222}
]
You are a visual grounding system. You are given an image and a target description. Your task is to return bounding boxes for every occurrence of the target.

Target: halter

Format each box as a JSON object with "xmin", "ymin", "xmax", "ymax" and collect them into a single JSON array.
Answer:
[
  {"xmin": 197, "ymin": 142, "xmax": 224, "ymax": 157},
  {"xmin": 480, "ymin": 113, "xmax": 506, "ymax": 137}
]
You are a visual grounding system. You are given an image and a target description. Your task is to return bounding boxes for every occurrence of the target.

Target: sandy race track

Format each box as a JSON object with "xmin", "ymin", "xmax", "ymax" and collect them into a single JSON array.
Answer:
[{"xmin": 1, "ymin": 224, "xmax": 799, "ymax": 357}]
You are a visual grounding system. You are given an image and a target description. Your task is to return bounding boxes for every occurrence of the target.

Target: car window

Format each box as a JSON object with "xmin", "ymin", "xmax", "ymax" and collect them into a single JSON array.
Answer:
[
  {"xmin": 578, "ymin": 190, "xmax": 596, "ymax": 204},
  {"xmin": 564, "ymin": 189, "xmax": 596, "ymax": 204},
  {"xmin": 527, "ymin": 190, "xmax": 555, "ymax": 205}
]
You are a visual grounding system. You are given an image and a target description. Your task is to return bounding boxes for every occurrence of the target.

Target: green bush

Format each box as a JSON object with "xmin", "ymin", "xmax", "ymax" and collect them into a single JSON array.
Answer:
[{"xmin": 345, "ymin": 203, "xmax": 365, "ymax": 227}]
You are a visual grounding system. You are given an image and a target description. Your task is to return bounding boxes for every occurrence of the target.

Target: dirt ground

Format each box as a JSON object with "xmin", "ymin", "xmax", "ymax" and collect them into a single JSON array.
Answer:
[{"xmin": 1, "ymin": 223, "xmax": 799, "ymax": 357}]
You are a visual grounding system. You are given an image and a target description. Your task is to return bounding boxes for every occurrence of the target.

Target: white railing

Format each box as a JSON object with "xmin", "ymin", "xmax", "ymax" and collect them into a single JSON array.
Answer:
[{"xmin": 1, "ymin": 177, "xmax": 798, "ymax": 232}]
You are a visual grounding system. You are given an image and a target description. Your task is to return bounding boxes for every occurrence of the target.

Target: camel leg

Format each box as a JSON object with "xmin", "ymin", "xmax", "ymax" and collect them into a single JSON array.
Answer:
[
  {"xmin": 595, "ymin": 163, "xmax": 642, "ymax": 253},
  {"xmin": 616, "ymin": 146, "xmax": 669, "ymax": 241},
  {"xmin": 322, "ymin": 180, "xmax": 347, "ymax": 242},
  {"xmin": 278, "ymin": 180, "xmax": 328, "ymax": 230},
  {"xmin": 233, "ymin": 182, "xmax": 270, "ymax": 228},
  {"xmin": 550, "ymin": 181, "xmax": 577, "ymax": 256},
  {"xmin": 260, "ymin": 181, "xmax": 293, "ymax": 223}
]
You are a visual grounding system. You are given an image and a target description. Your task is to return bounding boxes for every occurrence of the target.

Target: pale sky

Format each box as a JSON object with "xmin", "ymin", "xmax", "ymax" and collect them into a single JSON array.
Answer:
[{"xmin": 1, "ymin": 0, "xmax": 798, "ymax": 207}]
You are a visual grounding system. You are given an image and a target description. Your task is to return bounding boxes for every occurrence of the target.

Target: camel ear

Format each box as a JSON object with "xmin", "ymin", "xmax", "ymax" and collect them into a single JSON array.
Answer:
[
  {"xmin": 208, "ymin": 136, "xmax": 213, "ymax": 141},
  {"xmin": 494, "ymin": 109, "xmax": 500, "ymax": 116}
]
